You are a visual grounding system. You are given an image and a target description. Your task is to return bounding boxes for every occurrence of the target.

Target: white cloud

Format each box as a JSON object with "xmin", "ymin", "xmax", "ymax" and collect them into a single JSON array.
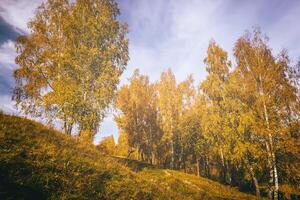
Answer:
[
  {"xmin": 0, "ymin": 94, "xmax": 17, "ymax": 114},
  {"xmin": 0, "ymin": 40, "xmax": 17, "ymax": 68},
  {"xmin": 1, "ymin": 0, "xmax": 300, "ymax": 143},
  {"xmin": 119, "ymin": 0, "xmax": 229, "ymax": 85},
  {"xmin": 120, "ymin": 0, "xmax": 300, "ymax": 85},
  {"xmin": 0, "ymin": 0, "xmax": 44, "ymax": 33}
]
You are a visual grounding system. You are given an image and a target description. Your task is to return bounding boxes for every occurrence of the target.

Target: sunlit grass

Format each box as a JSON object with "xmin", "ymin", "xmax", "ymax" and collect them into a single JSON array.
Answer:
[{"xmin": 0, "ymin": 113, "xmax": 259, "ymax": 199}]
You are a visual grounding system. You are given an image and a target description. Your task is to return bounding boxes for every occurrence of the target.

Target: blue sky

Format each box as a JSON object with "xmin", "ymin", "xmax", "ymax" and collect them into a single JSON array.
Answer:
[{"xmin": 0, "ymin": 0, "xmax": 300, "ymax": 144}]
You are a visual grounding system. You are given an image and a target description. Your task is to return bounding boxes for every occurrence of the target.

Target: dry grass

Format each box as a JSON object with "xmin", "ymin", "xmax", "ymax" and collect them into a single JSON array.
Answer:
[{"xmin": 0, "ymin": 113, "xmax": 257, "ymax": 199}]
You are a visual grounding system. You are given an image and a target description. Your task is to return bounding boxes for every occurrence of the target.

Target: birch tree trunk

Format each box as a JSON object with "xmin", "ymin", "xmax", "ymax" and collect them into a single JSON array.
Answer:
[
  {"xmin": 269, "ymin": 134, "xmax": 279, "ymax": 200},
  {"xmin": 196, "ymin": 157, "xmax": 200, "ymax": 177},
  {"xmin": 266, "ymin": 140, "xmax": 274, "ymax": 200},
  {"xmin": 261, "ymin": 79, "xmax": 278, "ymax": 200},
  {"xmin": 273, "ymin": 156, "xmax": 279, "ymax": 200},
  {"xmin": 171, "ymin": 139, "xmax": 175, "ymax": 169},
  {"xmin": 220, "ymin": 149, "xmax": 226, "ymax": 183},
  {"xmin": 151, "ymin": 151, "xmax": 155, "ymax": 165},
  {"xmin": 249, "ymin": 165, "xmax": 261, "ymax": 199}
]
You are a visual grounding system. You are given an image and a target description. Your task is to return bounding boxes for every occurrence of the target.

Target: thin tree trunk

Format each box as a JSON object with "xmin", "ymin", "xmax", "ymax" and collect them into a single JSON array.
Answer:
[
  {"xmin": 220, "ymin": 149, "xmax": 226, "ymax": 183},
  {"xmin": 249, "ymin": 165, "xmax": 261, "ymax": 199},
  {"xmin": 261, "ymin": 77, "xmax": 279, "ymax": 200},
  {"xmin": 206, "ymin": 156, "xmax": 210, "ymax": 178},
  {"xmin": 269, "ymin": 134, "xmax": 279, "ymax": 200},
  {"xmin": 226, "ymin": 160, "xmax": 231, "ymax": 184},
  {"xmin": 151, "ymin": 152, "xmax": 155, "ymax": 165},
  {"xmin": 137, "ymin": 146, "xmax": 140, "ymax": 161},
  {"xmin": 266, "ymin": 141, "xmax": 274, "ymax": 200},
  {"xmin": 63, "ymin": 112, "xmax": 70, "ymax": 135},
  {"xmin": 141, "ymin": 152, "xmax": 144, "ymax": 161},
  {"xmin": 67, "ymin": 123, "xmax": 73, "ymax": 135},
  {"xmin": 196, "ymin": 158, "xmax": 200, "ymax": 177},
  {"xmin": 171, "ymin": 139, "xmax": 175, "ymax": 169},
  {"xmin": 64, "ymin": 121, "xmax": 73, "ymax": 135},
  {"xmin": 179, "ymin": 149, "xmax": 183, "ymax": 170},
  {"xmin": 63, "ymin": 119, "xmax": 67, "ymax": 134},
  {"xmin": 273, "ymin": 156, "xmax": 279, "ymax": 200}
]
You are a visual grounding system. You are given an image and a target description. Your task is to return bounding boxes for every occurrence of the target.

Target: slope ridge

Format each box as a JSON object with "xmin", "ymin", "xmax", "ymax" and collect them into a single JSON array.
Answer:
[{"xmin": 0, "ymin": 113, "xmax": 256, "ymax": 199}]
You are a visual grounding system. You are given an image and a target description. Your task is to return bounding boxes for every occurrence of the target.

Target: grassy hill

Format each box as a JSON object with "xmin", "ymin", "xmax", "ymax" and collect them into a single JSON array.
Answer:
[{"xmin": 0, "ymin": 113, "xmax": 256, "ymax": 199}]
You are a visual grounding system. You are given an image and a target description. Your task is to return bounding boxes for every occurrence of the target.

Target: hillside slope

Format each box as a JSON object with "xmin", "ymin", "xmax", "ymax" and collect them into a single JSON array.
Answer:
[{"xmin": 0, "ymin": 113, "xmax": 256, "ymax": 199}]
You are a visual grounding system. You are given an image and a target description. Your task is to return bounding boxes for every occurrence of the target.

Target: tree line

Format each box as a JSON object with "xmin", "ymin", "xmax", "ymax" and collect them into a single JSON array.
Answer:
[{"xmin": 112, "ymin": 29, "xmax": 300, "ymax": 199}]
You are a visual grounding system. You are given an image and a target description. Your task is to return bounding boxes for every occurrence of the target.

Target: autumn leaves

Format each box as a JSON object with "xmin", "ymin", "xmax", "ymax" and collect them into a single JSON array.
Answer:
[
  {"xmin": 11, "ymin": 0, "xmax": 299, "ymax": 199},
  {"xmin": 13, "ymin": 0, "xmax": 128, "ymax": 141},
  {"xmin": 115, "ymin": 30, "xmax": 299, "ymax": 199}
]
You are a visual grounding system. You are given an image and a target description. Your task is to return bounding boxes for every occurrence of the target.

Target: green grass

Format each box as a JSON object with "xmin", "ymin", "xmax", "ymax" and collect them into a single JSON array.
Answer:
[{"xmin": 0, "ymin": 113, "xmax": 257, "ymax": 199}]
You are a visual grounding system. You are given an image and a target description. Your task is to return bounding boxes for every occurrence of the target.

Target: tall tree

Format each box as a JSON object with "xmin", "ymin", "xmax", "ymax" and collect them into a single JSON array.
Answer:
[
  {"xmin": 233, "ymin": 28, "xmax": 299, "ymax": 200},
  {"xmin": 193, "ymin": 95, "xmax": 213, "ymax": 178},
  {"xmin": 176, "ymin": 104, "xmax": 201, "ymax": 173},
  {"xmin": 200, "ymin": 40, "xmax": 231, "ymax": 183},
  {"xmin": 115, "ymin": 69, "xmax": 161, "ymax": 163},
  {"xmin": 224, "ymin": 69, "xmax": 264, "ymax": 198},
  {"xmin": 156, "ymin": 69, "xmax": 191, "ymax": 168},
  {"xmin": 13, "ymin": 0, "xmax": 128, "ymax": 141},
  {"xmin": 171, "ymin": 76, "xmax": 196, "ymax": 170}
]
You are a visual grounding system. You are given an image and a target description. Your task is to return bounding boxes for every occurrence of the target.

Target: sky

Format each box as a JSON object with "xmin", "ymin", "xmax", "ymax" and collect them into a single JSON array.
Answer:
[{"xmin": 1, "ymin": 0, "xmax": 300, "ymax": 144}]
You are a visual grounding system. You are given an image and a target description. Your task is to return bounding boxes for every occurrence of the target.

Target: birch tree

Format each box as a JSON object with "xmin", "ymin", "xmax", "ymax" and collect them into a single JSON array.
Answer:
[
  {"xmin": 13, "ymin": 0, "xmax": 128, "ymax": 141},
  {"xmin": 115, "ymin": 69, "xmax": 161, "ymax": 163},
  {"xmin": 200, "ymin": 40, "xmax": 231, "ymax": 183},
  {"xmin": 224, "ymin": 70, "xmax": 264, "ymax": 198},
  {"xmin": 156, "ymin": 69, "xmax": 193, "ymax": 168},
  {"xmin": 234, "ymin": 28, "xmax": 299, "ymax": 200}
]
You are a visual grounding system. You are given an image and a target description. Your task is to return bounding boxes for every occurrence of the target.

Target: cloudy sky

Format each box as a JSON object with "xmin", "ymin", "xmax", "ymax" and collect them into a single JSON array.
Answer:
[{"xmin": 1, "ymin": 0, "xmax": 300, "ymax": 143}]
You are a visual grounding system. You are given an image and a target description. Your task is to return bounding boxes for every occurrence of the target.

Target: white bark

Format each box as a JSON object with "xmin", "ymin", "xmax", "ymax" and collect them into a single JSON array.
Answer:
[
  {"xmin": 273, "ymin": 155, "xmax": 279, "ymax": 200},
  {"xmin": 261, "ymin": 75, "xmax": 279, "ymax": 200},
  {"xmin": 196, "ymin": 158, "xmax": 200, "ymax": 177},
  {"xmin": 220, "ymin": 149, "xmax": 226, "ymax": 183}
]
